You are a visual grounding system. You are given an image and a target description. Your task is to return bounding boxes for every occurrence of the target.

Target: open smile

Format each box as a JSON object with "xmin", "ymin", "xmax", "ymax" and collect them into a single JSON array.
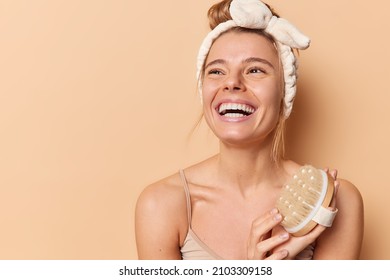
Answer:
[{"xmin": 216, "ymin": 102, "xmax": 256, "ymax": 118}]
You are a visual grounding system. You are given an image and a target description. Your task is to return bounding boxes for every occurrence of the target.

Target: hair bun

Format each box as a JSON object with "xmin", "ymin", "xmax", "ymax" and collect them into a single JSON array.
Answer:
[{"xmin": 207, "ymin": 0, "xmax": 233, "ymax": 29}]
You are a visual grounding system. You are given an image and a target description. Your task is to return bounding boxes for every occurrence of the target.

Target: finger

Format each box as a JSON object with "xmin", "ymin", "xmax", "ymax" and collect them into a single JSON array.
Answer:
[
  {"xmin": 324, "ymin": 167, "xmax": 329, "ymax": 174},
  {"xmin": 266, "ymin": 249, "xmax": 289, "ymax": 260},
  {"xmin": 304, "ymin": 224, "xmax": 327, "ymax": 244},
  {"xmin": 247, "ymin": 209, "xmax": 281, "ymax": 253},
  {"xmin": 330, "ymin": 169, "xmax": 338, "ymax": 180},
  {"xmin": 334, "ymin": 180, "xmax": 340, "ymax": 194},
  {"xmin": 247, "ymin": 208, "xmax": 283, "ymax": 258},
  {"xmin": 323, "ymin": 167, "xmax": 337, "ymax": 181},
  {"xmin": 329, "ymin": 180, "xmax": 339, "ymax": 209},
  {"xmin": 252, "ymin": 232, "xmax": 290, "ymax": 259}
]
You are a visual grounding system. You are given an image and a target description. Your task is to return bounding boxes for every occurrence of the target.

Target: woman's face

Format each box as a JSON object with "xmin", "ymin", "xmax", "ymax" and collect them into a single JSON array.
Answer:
[{"xmin": 202, "ymin": 31, "xmax": 284, "ymax": 147}]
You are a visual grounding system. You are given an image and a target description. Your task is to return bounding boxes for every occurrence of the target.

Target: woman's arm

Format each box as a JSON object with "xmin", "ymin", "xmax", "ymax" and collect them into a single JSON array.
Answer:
[{"xmin": 135, "ymin": 179, "xmax": 186, "ymax": 260}]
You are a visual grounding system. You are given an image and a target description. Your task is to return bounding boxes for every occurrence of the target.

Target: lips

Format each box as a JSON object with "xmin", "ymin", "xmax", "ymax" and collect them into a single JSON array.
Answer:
[{"xmin": 217, "ymin": 102, "xmax": 256, "ymax": 118}]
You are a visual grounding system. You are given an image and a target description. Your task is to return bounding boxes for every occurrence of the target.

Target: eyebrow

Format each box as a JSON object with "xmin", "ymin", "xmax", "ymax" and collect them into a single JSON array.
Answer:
[
  {"xmin": 204, "ymin": 57, "xmax": 275, "ymax": 70},
  {"xmin": 204, "ymin": 59, "xmax": 226, "ymax": 70},
  {"xmin": 244, "ymin": 57, "xmax": 275, "ymax": 69}
]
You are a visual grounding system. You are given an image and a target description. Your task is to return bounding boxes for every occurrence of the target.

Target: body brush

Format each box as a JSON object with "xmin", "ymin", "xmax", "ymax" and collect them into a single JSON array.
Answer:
[{"xmin": 276, "ymin": 165, "xmax": 338, "ymax": 236}]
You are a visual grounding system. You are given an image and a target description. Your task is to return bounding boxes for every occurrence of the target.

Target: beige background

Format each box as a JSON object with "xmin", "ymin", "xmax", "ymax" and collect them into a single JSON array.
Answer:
[{"xmin": 0, "ymin": 0, "xmax": 388, "ymax": 259}]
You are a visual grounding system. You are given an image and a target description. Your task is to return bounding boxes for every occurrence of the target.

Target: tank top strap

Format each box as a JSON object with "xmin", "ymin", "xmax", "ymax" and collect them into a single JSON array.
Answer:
[{"xmin": 179, "ymin": 169, "xmax": 192, "ymax": 227}]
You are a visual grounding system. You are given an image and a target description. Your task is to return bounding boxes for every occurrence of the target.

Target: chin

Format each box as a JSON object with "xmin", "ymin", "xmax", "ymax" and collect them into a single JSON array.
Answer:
[{"xmin": 216, "ymin": 132, "xmax": 258, "ymax": 146}]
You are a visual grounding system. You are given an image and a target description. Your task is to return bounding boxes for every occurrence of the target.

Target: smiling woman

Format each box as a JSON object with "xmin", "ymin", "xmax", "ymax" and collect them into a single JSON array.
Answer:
[
  {"xmin": 135, "ymin": 0, "xmax": 364, "ymax": 260},
  {"xmin": 201, "ymin": 32, "xmax": 283, "ymax": 150}
]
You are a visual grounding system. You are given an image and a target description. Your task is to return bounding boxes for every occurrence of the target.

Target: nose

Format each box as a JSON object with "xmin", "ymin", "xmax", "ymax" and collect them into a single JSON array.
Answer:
[{"xmin": 224, "ymin": 71, "xmax": 246, "ymax": 93}]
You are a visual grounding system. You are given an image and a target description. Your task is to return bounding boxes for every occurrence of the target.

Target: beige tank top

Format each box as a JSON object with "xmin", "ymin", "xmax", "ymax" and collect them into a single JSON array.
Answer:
[{"xmin": 179, "ymin": 169, "xmax": 314, "ymax": 260}]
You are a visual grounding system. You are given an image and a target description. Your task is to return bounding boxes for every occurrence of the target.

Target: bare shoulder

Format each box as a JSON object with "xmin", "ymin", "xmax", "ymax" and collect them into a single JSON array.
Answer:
[
  {"xmin": 334, "ymin": 177, "xmax": 364, "ymax": 229},
  {"xmin": 136, "ymin": 172, "xmax": 187, "ymax": 220},
  {"xmin": 336, "ymin": 178, "xmax": 364, "ymax": 210},
  {"xmin": 135, "ymin": 172, "xmax": 188, "ymax": 259}
]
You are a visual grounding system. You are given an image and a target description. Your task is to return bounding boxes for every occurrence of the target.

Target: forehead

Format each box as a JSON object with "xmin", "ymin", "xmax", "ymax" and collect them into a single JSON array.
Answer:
[{"xmin": 206, "ymin": 31, "xmax": 280, "ymax": 66}]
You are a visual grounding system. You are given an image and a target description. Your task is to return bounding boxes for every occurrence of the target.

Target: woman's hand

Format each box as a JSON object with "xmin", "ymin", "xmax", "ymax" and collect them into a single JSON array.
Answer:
[
  {"xmin": 270, "ymin": 225, "xmax": 324, "ymax": 259},
  {"xmin": 246, "ymin": 208, "xmax": 290, "ymax": 259},
  {"xmin": 247, "ymin": 168, "xmax": 340, "ymax": 260}
]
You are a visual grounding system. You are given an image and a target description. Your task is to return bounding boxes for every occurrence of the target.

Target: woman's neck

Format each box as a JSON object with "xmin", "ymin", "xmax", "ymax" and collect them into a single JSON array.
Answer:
[{"xmin": 215, "ymin": 140, "xmax": 286, "ymax": 195}]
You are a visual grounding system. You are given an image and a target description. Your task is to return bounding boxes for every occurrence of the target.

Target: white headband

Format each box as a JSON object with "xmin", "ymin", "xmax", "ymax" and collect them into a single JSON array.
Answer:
[{"xmin": 196, "ymin": 0, "xmax": 310, "ymax": 118}]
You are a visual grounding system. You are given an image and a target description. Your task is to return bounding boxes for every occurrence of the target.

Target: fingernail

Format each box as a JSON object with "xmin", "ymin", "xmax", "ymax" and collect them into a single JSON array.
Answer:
[
  {"xmin": 270, "ymin": 208, "xmax": 278, "ymax": 215},
  {"xmin": 279, "ymin": 233, "xmax": 289, "ymax": 239},
  {"xmin": 274, "ymin": 214, "xmax": 282, "ymax": 221}
]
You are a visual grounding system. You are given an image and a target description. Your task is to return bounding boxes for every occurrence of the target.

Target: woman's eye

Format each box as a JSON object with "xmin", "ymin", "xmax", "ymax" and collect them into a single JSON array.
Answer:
[
  {"xmin": 208, "ymin": 69, "xmax": 224, "ymax": 75},
  {"xmin": 248, "ymin": 68, "xmax": 265, "ymax": 74}
]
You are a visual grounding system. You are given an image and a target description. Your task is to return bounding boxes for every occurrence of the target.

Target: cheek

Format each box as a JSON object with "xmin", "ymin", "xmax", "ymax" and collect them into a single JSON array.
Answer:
[
  {"xmin": 201, "ymin": 81, "xmax": 219, "ymax": 105},
  {"xmin": 253, "ymin": 81, "xmax": 283, "ymax": 108}
]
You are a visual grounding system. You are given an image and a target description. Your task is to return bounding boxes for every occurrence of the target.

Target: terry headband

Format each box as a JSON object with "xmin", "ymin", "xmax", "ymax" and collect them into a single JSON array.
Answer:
[{"xmin": 196, "ymin": 0, "xmax": 310, "ymax": 118}]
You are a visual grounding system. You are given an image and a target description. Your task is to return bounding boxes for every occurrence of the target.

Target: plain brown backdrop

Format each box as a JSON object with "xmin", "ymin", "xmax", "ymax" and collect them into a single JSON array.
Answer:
[{"xmin": 0, "ymin": 0, "xmax": 388, "ymax": 259}]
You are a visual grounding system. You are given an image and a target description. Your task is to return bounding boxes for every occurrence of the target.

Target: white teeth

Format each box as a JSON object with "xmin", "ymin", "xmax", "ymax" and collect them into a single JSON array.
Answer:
[
  {"xmin": 224, "ymin": 113, "xmax": 245, "ymax": 118},
  {"xmin": 218, "ymin": 103, "xmax": 255, "ymax": 115}
]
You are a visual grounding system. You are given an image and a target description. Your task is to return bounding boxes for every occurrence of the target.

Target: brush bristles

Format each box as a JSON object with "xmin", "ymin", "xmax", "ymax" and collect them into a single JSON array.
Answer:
[{"xmin": 276, "ymin": 165, "xmax": 327, "ymax": 235}]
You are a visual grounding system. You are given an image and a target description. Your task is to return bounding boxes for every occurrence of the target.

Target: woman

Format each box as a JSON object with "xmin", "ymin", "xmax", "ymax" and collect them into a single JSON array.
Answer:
[{"xmin": 135, "ymin": 0, "xmax": 364, "ymax": 260}]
